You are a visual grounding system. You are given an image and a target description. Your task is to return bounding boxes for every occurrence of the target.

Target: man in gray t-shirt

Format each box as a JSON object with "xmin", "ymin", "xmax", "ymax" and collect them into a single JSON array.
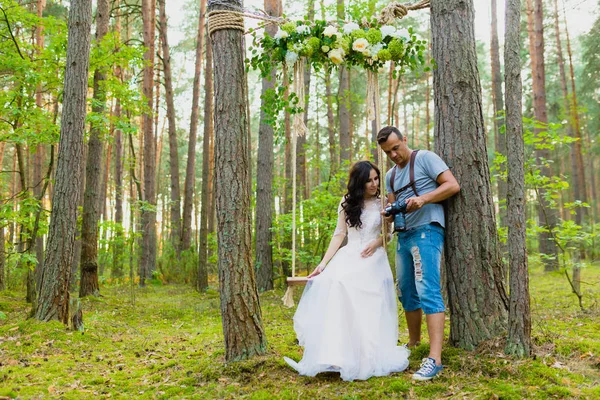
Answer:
[{"xmin": 378, "ymin": 126, "xmax": 460, "ymax": 381}]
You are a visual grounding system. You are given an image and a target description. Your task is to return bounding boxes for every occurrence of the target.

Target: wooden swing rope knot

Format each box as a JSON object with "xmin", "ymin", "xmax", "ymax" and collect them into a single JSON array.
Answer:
[
  {"xmin": 378, "ymin": 0, "xmax": 431, "ymax": 25},
  {"xmin": 207, "ymin": 9, "xmax": 284, "ymax": 37}
]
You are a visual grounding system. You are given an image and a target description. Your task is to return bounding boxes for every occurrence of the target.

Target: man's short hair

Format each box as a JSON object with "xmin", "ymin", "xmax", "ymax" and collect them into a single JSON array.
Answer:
[{"xmin": 377, "ymin": 126, "xmax": 404, "ymax": 144}]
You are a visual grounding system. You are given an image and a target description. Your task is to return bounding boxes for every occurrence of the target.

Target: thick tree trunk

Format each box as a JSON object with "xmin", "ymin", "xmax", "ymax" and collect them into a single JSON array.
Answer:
[
  {"xmin": 140, "ymin": 0, "xmax": 157, "ymax": 286},
  {"xmin": 254, "ymin": 0, "xmax": 281, "ymax": 292},
  {"xmin": 209, "ymin": 0, "xmax": 267, "ymax": 361},
  {"xmin": 527, "ymin": 0, "xmax": 559, "ymax": 271},
  {"xmin": 182, "ymin": 0, "xmax": 207, "ymax": 252},
  {"xmin": 504, "ymin": 0, "xmax": 531, "ymax": 357},
  {"xmin": 491, "ymin": 0, "xmax": 506, "ymax": 227},
  {"xmin": 198, "ymin": 26, "xmax": 213, "ymax": 292},
  {"xmin": 79, "ymin": 0, "xmax": 109, "ymax": 297},
  {"xmin": 158, "ymin": 0, "xmax": 182, "ymax": 255},
  {"xmin": 431, "ymin": 0, "xmax": 508, "ymax": 349},
  {"xmin": 35, "ymin": 0, "xmax": 92, "ymax": 322}
]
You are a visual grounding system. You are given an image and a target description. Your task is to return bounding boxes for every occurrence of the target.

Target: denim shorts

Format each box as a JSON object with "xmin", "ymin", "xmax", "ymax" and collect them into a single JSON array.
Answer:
[{"xmin": 395, "ymin": 223, "xmax": 445, "ymax": 315}]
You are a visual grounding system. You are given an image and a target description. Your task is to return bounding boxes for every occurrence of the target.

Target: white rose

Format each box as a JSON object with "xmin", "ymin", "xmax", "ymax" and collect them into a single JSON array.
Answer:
[
  {"xmin": 328, "ymin": 48, "xmax": 345, "ymax": 64},
  {"xmin": 342, "ymin": 22, "xmax": 360, "ymax": 35},
  {"xmin": 352, "ymin": 38, "xmax": 369, "ymax": 53},
  {"xmin": 391, "ymin": 28, "xmax": 410, "ymax": 39},
  {"xmin": 296, "ymin": 25, "xmax": 311, "ymax": 35},
  {"xmin": 323, "ymin": 26, "xmax": 339, "ymax": 37},
  {"xmin": 380, "ymin": 25, "xmax": 397, "ymax": 39},
  {"xmin": 274, "ymin": 29, "xmax": 289, "ymax": 40},
  {"xmin": 369, "ymin": 43, "xmax": 384, "ymax": 55},
  {"xmin": 321, "ymin": 45, "xmax": 330, "ymax": 53},
  {"xmin": 285, "ymin": 51, "xmax": 299, "ymax": 65}
]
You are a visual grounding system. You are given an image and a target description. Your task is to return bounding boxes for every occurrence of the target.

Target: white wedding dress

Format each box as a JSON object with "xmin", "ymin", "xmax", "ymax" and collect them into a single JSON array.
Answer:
[{"xmin": 285, "ymin": 197, "xmax": 410, "ymax": 381}]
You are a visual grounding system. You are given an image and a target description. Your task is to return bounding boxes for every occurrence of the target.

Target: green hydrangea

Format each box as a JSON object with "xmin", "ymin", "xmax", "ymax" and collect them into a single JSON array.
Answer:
[
  {"xmin": 282, "ymin": 22, "xmax": 296, "ymax": 34},
  {"xmin": 335, "ymin": 37, "xmax": 351, "ymax": 53},
  {"xmin": 351, "ymin": 29, "xmax": 367, "ymax": 39},
  {"xmin": 377, "ymin": 49, "xmax": 392, "ymax": 62},
  {"xmin": 307, "ymin": 37, "xmax": 321, "ymax": 51},
  {"xmin": 388, "ymin": 39, "xmax": 405, "ymax": 60},
  {"xmin": 366, "ymin": 28, "xmax": 382, "ymax": 45}
]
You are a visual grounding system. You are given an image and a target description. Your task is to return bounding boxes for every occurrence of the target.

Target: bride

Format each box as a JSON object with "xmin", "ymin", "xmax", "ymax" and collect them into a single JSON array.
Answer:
[{"xmin": 284, "ymin": 160, "xmax": 410, "ymax": 381}]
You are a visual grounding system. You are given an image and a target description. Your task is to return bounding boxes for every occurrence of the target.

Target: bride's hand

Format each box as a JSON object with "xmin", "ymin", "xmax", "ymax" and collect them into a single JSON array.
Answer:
[
  {"xmin": 307, "ymin": 264, "xmax": 325, "ymax": 279},
  {"xmin": 361, "ymin": 241, "xmax": 379, "ymax": 258}
]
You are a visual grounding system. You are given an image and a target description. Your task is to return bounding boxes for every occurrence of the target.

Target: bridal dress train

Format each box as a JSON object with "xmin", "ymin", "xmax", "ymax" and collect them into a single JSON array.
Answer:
[{"xmin": 284, "ymin": 197, "xmax": 410, "ymax": 381}]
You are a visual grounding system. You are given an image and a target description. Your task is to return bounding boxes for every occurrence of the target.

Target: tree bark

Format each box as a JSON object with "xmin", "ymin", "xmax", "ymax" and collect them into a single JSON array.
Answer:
[
  {"xmin": 527, "ymin": 0, "xmax": 559, "ymax": 271},
  {"xmin": 209, "ymin": 0, "xmax": 266, "ymax": 361},
  {"xmin": 112, "ymin": 0, "xmax": 124, "ymax": 278},
  {"xmin": 182, "ymin": 0, "xmax": 207, "ymax": 252},
  {"xmin": 491, "ymin": 0, "xmax": 507, "ymax": 227},
  {"xmin": 79, "ymin": 0, "xmax": 109, "ymax": 297},
  {"xmin": 35, "ymin": 0, "xmax": 92, "ymax": 322},
  {"xmin": 325, "ymin": 70, "xmax": 337, "ymax": 178},
  {"xmin": 198, "ymin": 24, "xmax": 213, "ymax": 292},
  {"xmin": 254, "ymin": 0, "xmax": 281, "ymax": 292},
  {"xmin": 158, "ymin": 0, "xmax": 182, "ymax": 255},
  {"xmin": 431, "ymin": 0, "xmax": 508, "ymax": 349},
  {"xmin": 140, "ymin": 0, "xmax": 157, "ymax": 285},
  {"xmin": 504, "ymin": 0, "xmax": 531, "ymax": 357}
]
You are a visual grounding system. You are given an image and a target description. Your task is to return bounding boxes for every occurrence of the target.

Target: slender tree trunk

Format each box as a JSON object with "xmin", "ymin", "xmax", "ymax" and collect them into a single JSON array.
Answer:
[
  {"xmin": 35, "ymin": 0, "xmax": 92, "ymax": 322},
  {"xmin": 79, "ymin": 0, "xmax": 109, "ymax": 297},
  {"xmin": 198, "ymin": 26, "xmax": 213, "ymax": 292},
  {"xmin": 112, "ymin": 1, "xmax": 124, "ymax": 278},
  {"xmin": 527, "ymin": 0, "xmax": 559, "ymax": 271},
  {"xmin": 182, "ymin": 0, "xmax": 207, "ymax": 252},
  {"xmin": 140, "ymin": 0, "xmax": 157, "ymax": 286},
  {"xmin": 563, "ymin": 5, "xmax": 587, "ymax": 291},
  {"xmin": 254, "ymin": 0, "xmax": 281, "ymax": 292},
  {"xmin": 209, "ymin": 0, "xmax": 266, "ymax": 361},
  {"xmin": 336, "ymin": 0, "xmax": 351, "ymax": 166},
  {"xmin": 325, "ymin": 71, "xmax": 337, "ymax": 178},
  {"xmin": 158, "ymin": 0, "xmax": 182, "ymax": 255},
  {"xmin": 491, "ymin": 0, "xmax": 507, "ymax": 227},
  {"xmin": 0, "ymin": 226, "xmax": 4, "ymax": 291},
  {"xmin": 504, "ymin": 0, "xmax": 531, "ymax": 357},
  {"xmin": 431, "ymin": 0, "xmax": 508, "ymax": 350}
]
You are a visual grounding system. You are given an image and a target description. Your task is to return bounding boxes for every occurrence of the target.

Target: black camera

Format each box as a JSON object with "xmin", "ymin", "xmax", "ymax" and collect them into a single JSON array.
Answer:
[{"xmin": 384, "ymin": 200, "xmax": 408, "ymax": 232}]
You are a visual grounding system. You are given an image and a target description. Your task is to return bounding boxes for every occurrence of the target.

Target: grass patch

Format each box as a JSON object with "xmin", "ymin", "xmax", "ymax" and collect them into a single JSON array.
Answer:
[{"xmin": 0, "ymin": 264, "xmax": 598, "ymax": 398}]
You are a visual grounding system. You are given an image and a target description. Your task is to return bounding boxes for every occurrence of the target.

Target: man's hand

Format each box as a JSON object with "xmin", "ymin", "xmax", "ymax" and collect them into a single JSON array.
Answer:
[{"xmin": 406, "ymin": 196, "xmax": 425, "ymax": 213}]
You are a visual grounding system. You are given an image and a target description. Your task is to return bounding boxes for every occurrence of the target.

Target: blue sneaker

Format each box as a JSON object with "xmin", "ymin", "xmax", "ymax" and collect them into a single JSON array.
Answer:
[{"xmin": 412, "ymin": 357, "xmax": 443, "ymax": 381}]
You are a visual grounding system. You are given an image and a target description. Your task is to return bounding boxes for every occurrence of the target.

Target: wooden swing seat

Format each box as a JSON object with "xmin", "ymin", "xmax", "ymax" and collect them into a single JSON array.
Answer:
[{"xmin": 286, "ymin": 276, "xmax": 309, "ymax": 286}]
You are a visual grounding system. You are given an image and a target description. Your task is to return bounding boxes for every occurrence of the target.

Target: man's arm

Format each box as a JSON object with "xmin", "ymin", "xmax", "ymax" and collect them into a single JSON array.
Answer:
[{"xmin": 405, "ymin": 170, "xmax": 460, "ymax": 213}]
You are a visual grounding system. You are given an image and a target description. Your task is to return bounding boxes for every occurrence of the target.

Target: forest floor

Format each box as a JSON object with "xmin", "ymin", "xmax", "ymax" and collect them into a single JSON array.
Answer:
[{"xmin": 1, "ymin": 263, "xmax": 599, "ymax": 399}]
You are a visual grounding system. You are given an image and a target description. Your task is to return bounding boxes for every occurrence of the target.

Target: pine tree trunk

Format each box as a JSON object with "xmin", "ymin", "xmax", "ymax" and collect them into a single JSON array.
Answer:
[
  {"xmin": 197, "ymin": 27, "xmax": 213, "ymax": 292},
  {"xmin": 504, "ymin": 0, "xmax": 531, "ymax": 357},
  {"xmin": 491, "ymin": 0, "xmax": 506, "ymax": 227},
  {"xmin": 325, "ymin": 71, "xmax": 337, "ymax": 177},
  {"xmin": 337, "ymin": 0, "xmax": 350, "ymax": 165},
  {"xmin": 112, "ymin": 1, "xmax": 124, "ymax": 279},
  {"xmin": 209, "ymin": 0, "xmax": 266, "ymax": 361},
  {"xmin": 158, "ymin": 0, "xmax": 182, "ymax": 255},
  {"xmin": 254, "ymin": 0, "xmax": 281, "ymax": 292},
  {"xmin": 527, "ymin": 0, "xmax": 559, "ymax": 271},
  {"xmin": 35, "ymin": 0, "xmax": 92, "ymax": 322},
  {"xmin": 182, "ymin": 0, "xmax": 207, "ymax": 252},
  {"xmin": 79, "ymin": 0, "xmax": 109, "ymax": 297},
  {"xmin": 430, "ymin": 0, "xmax": 508, "ymax": 349},
  {"xmin": 140, "ymin": 0, "xmax": 157, "ymax": 286},
  {"xmin": 0, "ymin": 226, "xmax": 4, "ymax": 291}
]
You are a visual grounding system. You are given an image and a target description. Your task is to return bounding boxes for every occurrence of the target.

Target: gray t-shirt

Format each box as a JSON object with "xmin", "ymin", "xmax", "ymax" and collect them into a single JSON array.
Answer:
[{"xmin": 385, "ymin": 150, "xmax": 449, "ymax": 229}]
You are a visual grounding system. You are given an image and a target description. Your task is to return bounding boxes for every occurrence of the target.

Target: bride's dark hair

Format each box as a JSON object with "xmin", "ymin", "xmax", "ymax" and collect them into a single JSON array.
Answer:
[{"xmin": 342, "ymin": 161, "xmax": 381, "ymax": 229}]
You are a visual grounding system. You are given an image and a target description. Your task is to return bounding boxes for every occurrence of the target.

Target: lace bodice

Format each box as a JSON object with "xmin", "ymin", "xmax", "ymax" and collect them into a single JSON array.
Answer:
[{"xmin": 333, "ymin": 197, "xmax": 388, "ymax": 246}]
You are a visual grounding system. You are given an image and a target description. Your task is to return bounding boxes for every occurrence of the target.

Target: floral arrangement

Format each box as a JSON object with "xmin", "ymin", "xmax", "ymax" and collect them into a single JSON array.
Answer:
[{"xmin": 247, "ymin": 17, "xmax": 429, "ymax": 76}]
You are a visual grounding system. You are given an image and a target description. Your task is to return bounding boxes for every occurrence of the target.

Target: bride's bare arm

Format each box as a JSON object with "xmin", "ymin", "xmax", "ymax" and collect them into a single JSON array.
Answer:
[{"xmin": 308, "ymin": 199, "xmax": 347, "ymax": 278}]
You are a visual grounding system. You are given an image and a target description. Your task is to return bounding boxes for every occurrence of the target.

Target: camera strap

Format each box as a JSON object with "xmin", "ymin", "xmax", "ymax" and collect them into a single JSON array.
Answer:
[{"xmin": 390, "ymin": 150, "xmax": 419, "ymax": 197}]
